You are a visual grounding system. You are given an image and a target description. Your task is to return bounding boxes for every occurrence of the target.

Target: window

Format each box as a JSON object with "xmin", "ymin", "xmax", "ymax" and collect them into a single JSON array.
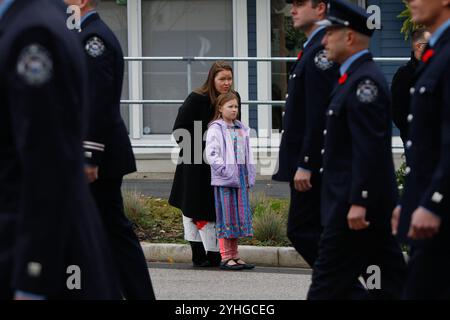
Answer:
[
  {"xmin": 270, "ymin": 0, "xmax": 304, "ymax": 132},
  {"xmin": 270, "ymin": 0, "xmax": 366, "ymax": 132},
  {"xmin": 141, "ymin": 0, "xmax": 233, "ymax": 135},
  {"xmin": 97, "ymin": 0, "xmax": 129, "ymax": 131}
]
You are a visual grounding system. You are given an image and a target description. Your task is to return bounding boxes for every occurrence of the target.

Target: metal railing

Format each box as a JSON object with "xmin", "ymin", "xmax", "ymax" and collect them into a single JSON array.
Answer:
[{"xmin": 122, "ymin": 56, "xmax": 410, "ymax": 106}]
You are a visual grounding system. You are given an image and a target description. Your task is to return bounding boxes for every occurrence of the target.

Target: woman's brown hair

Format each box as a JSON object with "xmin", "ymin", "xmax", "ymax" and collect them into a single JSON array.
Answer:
[
  {"xmin": 211, "ymin": 92, "xmax": 239, "ymax": 123},
  {"xmin": 195, "ymin": 60, "xmax": 234, "ymax": 107}
]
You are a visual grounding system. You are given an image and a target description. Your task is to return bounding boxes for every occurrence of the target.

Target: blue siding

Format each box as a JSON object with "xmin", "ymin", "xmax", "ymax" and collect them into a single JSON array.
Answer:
[
  {"xmin": 369, "ymin": 0, "xmax": 411, "ymax": 84},
  {"xmin": 248, "ymin": 0, "xmax": 258, "ymax": 130}
]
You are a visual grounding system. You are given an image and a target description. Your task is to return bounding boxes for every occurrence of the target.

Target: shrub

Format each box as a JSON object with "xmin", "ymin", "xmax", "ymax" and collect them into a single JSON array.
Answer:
[
  {"xmin": 250, "ymin": 191, "xmax": 270, "ymax": 217},
  {"xmin": 398, "ymin": 0, "xmax": 422, "ymax": 40},
  {"xmin": 396, "ymin": 154, "xmax": 407, "ymax": 195},
  {"xmin": 122, "ymin": 190, "xmax": 154, "ymax": 229},
  {"xmin": 253, "ymin": 207, "xmax": 287, "ymax": 244}
]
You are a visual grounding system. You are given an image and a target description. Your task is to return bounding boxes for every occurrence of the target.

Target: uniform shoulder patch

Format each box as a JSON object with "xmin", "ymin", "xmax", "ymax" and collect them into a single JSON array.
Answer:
[
  {"xmin": 356, "ymin": 79, "xmax": 379, "ymax": 103},
  {"xmin": 314, "ymin": 49, "xmax": 333, "ymax": 70},
  {"xmin": 85, "ymin": 36, "xmax": 105, "ymax": 58},
  {"xmin": 16, "ymin": 44, "xmax": 53, "ymax": 86}
]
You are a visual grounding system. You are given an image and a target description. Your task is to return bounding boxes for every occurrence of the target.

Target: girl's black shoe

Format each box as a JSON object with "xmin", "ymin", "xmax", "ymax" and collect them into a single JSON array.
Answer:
[
  {"xmin": 220, "ymin": 259, "xmax": 244, "ymax": 270},
  {"xmin": 234, "ymin": 259, "xmax": 255, "ymax": 270}
]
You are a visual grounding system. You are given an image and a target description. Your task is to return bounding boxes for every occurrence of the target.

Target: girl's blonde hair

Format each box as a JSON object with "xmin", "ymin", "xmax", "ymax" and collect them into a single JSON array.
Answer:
[{"xmin": 211, "ymin": 92, "xmax": 239, "ymax": 123}]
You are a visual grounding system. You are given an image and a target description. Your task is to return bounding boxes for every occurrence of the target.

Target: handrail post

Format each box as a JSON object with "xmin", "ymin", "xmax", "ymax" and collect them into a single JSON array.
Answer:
[{"xmin": 187, "ymin": 57, "xmax": 192, "ymax": 94}]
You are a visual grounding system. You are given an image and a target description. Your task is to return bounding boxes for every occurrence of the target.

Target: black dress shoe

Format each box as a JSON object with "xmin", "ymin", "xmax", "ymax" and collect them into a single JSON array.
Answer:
[{"xmin": 193, "ymin": 260, "xmax": 212, "ymax": 268}]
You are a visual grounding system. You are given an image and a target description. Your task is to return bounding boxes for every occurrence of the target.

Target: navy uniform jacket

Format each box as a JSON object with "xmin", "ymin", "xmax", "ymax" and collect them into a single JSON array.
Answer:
[
  {"xmin": 273, "ymin": 28, "xmax": 338, "ymax": 182},
  {"xmin": 79, "ymin": 12, "xmax": 136, "ymax": 179},
  {"xmin": 390, "ymin": 52, "xmax": 419, "ymax": 143},
  {"xmin": 321, "ymin": 52, "xmax": 398, "ymax": 228},
  {"xmin": 0, "ymin": 0, "xmax": 118, "ymax": 298},
  {"xmin": 398, "ymin": 28, "xmax": 450, "ymax": 240}
]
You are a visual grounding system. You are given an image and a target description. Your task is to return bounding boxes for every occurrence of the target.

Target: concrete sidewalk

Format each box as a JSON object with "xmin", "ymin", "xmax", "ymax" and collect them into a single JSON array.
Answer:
[{"xmin": 141, "ymin": 243, "xmax": 310, "ymax": 268}]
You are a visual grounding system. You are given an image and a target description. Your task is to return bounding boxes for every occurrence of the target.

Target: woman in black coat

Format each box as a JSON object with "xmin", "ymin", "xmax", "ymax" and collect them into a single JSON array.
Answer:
[{"xmin": 169, "ymin": 61, "xmax": 241, "ymax": 267}]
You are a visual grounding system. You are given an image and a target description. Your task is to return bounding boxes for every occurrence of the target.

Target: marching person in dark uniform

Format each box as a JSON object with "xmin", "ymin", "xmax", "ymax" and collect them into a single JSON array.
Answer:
[
  {"xmin": 391, "ymin": 0, "xmax": 450, "ymax": 300},
  {"xmin": 272, "ymin": 0, "xmax": 338, "ymax": 267},
  {"xmin": 307, "ymin": 0, "xmax": 406, "ymax": 300},
  {"xmin": 63, "ymin": 0, "xmax": 155, "ymax": 300},
  {"xmin": 0, "ymin": 0, "xmax": 121, "ymax": 299},
  {"xmin": 391, "ymin": 28, "xmax": 430, "ymax": 144}
]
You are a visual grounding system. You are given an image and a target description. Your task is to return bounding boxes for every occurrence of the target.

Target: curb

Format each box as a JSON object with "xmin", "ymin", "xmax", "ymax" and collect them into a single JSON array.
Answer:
[{"xmin": 141, "ymin": 242, "xmax": 311, "ymax": 268}]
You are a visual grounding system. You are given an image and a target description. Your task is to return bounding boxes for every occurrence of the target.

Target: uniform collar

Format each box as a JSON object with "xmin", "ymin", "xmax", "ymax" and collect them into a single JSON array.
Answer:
[
  {"xmin": 81, "ymin": 10, "xmax": 98, "ymax": 27},
  {"xmin": 0, "ymin": 0, "xmax": 14, "ymax": 20},
  {"xmin": 303, "ymin": 25, "xmax": 326, "ymax": 49},
  {"xmin": 339, "ymin": 49, "xmax": 370, "ymax": 76},
  {"xmin": 0, "ymin": 0, "xmax": 23, "ymax": 34},
  {"xmin": 429, "ymin": 18, "xmax": 450, "ymax": 47}
]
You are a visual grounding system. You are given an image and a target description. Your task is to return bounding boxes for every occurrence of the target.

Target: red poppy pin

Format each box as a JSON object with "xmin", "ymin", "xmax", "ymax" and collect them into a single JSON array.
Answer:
[
  {"xmin": 195, "ymin": 221, "xmax": 208, "ymax": 230},
  {"xmin": 338, "ymin": 73, "xmax": 348, "ymax": 85},
  {"xmin": 422, "ymin": 49, "xmax": 435, "ymax": 63}
]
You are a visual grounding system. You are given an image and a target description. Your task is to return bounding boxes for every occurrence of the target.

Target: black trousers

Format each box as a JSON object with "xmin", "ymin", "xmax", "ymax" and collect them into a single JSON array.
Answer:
[
  {"xmin": 90, "ymin": 177, "xmax": 155, "ymax": 300},
  {"xmin": 287, "ymin": 182, "xmax": 323, "ymax": 267},
  {"xmin": 403, "ymin": 223, "xmax": 450, "ymax": 299},
  {"xmin": 307, "ymin": 225, "xmax": 407, "ymax": 300}
]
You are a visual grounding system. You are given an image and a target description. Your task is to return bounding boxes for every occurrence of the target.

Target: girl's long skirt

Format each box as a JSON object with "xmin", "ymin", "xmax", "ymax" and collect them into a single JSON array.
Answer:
[{"xmin": 214, "ymin": 165, "xmax": 253, "ymax": 239}]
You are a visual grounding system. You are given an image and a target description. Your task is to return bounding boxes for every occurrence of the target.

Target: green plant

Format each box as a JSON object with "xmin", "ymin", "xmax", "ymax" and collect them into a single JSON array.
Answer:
[
  {"xmin": 398, "ymin": 0, "xmax": 422, "ymax": 40},
  {"xmin": 284, "ymin": 16, "xmax": 306, "ymax": 52},
  {"xmin": 396, "ymin": 154, "xmax": 407, "ymax": 196},
  {"xmin": 250, "ymin": 191, "xmax": 267, "ymax": 216},
  {"xmin": 250, "ymin": 191, "xmax": 289, "ymax": 218},
  {"xmin": 253, "ymin": 207, "xmax": 287, "ymax": 244},
  {"xmin": 123, "ymin": 190, "xmax": 154, "ymax": 229}
]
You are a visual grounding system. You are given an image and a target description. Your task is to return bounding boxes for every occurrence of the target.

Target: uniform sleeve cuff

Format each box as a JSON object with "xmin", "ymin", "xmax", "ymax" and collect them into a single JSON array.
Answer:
[
  {"xmin": 350, "ymin": 190, "xmax": 369, "ymax": 207},
  {"xmin": 298, "ymin": 154, "xmax": 315, "ymax": 171},
  {"xmin": 297, "ymin": 166, "xmax": 312, "ymax": 173},
  {"xmin": 14, "ymin": 290, "xmax": 46, "ymax": 300},
  {"xmin": 420, "ymin": 196, "xmax": 444, "ymax": 218},
  {"xmin": 84, "ymin": 149, "xmax": 103, "ymax": 167}
]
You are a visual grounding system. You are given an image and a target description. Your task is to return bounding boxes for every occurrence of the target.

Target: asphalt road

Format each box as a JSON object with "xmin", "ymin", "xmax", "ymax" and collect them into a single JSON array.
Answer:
[
  {"xmin": 148, "ymin": 263, "xmax": 312, "ymax": 300},
  {"xmin": 123, "ymin": 179, "xmax": 290, "ymax": 200}
]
